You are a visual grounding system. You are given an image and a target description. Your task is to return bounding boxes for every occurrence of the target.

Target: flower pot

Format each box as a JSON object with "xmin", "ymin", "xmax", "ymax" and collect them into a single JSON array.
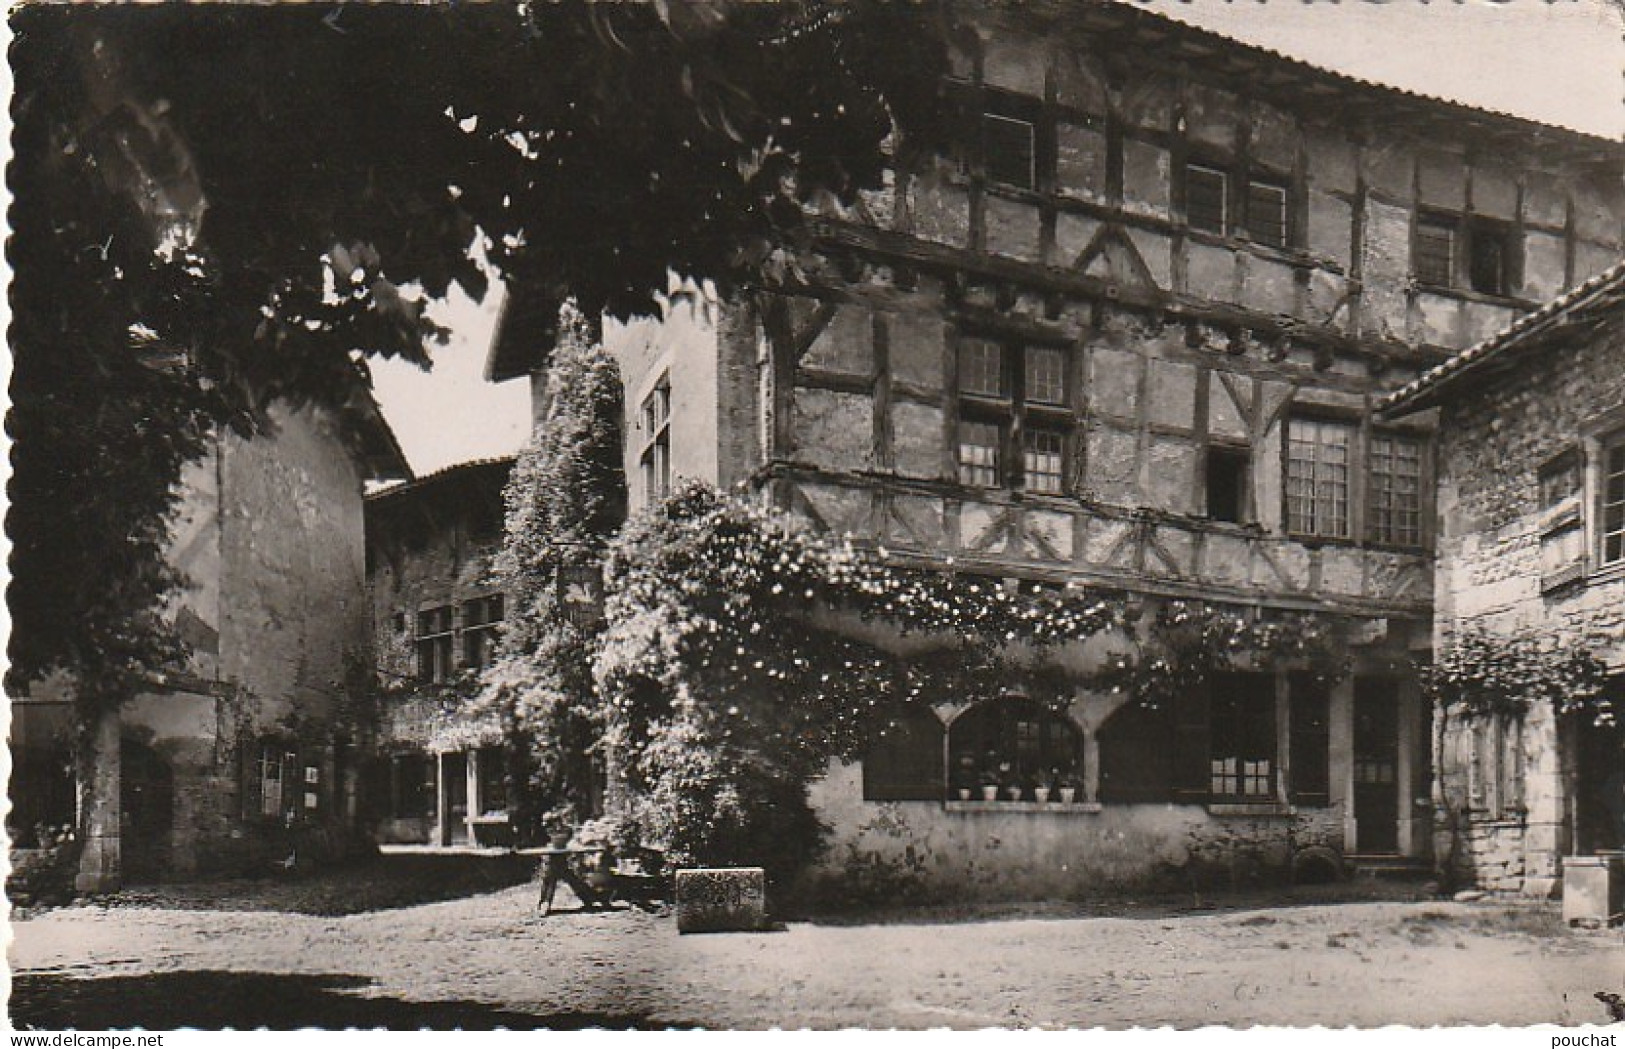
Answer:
[
  {"xmin": 1059, "ymin": 787, "xmax": 1077, "ymax": 804},
  {"xmin": 1005, "ymin": 785, "xmax": 1023, "ymax": 802},
  {"xmin": 1034, "ymin": 787, "xmax": 1051, "ymax": 804},
  {"xmin": 980, "ymin": 785, "xmax": 999, "ymax": 802},
  {"xmin": 957, "ymin": 787, "xmax": 972, "ymax": 801}
]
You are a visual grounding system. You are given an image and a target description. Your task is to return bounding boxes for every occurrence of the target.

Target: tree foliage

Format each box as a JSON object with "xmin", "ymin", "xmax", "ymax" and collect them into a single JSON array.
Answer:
[
  {"xmin": 1423, "ymin": 624, "xmax": 1614, "ymax": 724},
  {"xmin": 7, "ymin": 2, "xmax": 951, "ymax": 711},
  {"xmin": 1089, "ymin": 600, "xmax": 1352, "ymax": 712},
  {"xmin": 594, "ymin": 484, "xmax": 1123, "ymax": 887},
  {"xmin": 478, "ymin": 305, "xmax": 626, "ymax": 837}
]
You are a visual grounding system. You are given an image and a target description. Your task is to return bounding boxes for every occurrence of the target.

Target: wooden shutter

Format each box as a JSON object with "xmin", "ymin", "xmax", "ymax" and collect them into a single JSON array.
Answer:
[
  {"xmin": 1171, "ymin": 684, "xmax": 1212, "ymax": 802},
  {"xmin": 1289, "ymin": 674, "xmax": 1332, "ymax": 806},
  {"xmin": 1097, "ymin": 699, "xmax": 1174, "ymax": 802},
  {"xmin": 862, "ymin": 707, "xmax": 945, "ymax": 801}
]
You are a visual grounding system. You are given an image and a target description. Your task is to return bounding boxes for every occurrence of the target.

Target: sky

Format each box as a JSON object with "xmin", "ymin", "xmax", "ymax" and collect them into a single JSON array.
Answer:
[{"xmin": 370, "ymin": 0, "xmax": 1625, "ymax": 477}]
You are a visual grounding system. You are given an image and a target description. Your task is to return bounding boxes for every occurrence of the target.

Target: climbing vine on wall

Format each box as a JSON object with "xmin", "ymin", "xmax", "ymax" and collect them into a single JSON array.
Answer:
[
  {"xmin": 1089, "ymin": 599, "xmax": 1352, "ymax": 710},
  {"xmin": 1423, "ymin": 625, "xmax": 1614, "ymax": 724},
  {"xmin": 593, "ymin": 483, "xmax": 1124, "ymax": 885}
]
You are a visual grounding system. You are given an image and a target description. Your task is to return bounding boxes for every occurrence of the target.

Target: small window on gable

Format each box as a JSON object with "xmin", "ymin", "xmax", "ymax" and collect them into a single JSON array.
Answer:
[
  {"xmin": 1185, "ymin": 164, "xmax": 1228, "ymax": 235},
  {"xmin": 982, "ymin": 112, "xmax": 1036, "ymax": 191},
  {"xmin": 1206, "ymin": 445, "xmax": 1250, "ymax": 524}
]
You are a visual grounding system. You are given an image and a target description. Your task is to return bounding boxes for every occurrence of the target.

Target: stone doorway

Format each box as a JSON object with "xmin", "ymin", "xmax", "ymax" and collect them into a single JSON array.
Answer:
[{"xmin": 119, "ymin": 738, "xmax": 174, "ymax": 882}]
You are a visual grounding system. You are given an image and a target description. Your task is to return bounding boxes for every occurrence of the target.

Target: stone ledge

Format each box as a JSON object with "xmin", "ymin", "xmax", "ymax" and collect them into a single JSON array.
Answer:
[
  {"xmin": 944, "ymin": 800, "xmax": 1104, "ymax": 814},
  {"xmin": 1207, "ymin": 802, "xmax": 1295, "ymax": 817}
]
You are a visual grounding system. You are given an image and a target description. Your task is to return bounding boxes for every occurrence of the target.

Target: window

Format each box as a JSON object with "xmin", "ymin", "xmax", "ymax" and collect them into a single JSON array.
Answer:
[
  {"xmin": 257, "ymin": 743, "xmax": 291, "ymax": 819},
  {"xmin": 1098, "ymin": 699, "xmax": 1173, "ymax": 803},
  {"xmin": 958, "ymin": 420, "xmax": 1002, "ymax": 488},
  {"xmin": 1023, "ymin": 429, "xmax": 1065, "ymax": 494},
  {"xmin": 1208, "ymin": 672, "xmax": 1276, "ymax": 800},
  {"xmin": 639, "ymin": 376, "xmax": 671, "ymax": 505},
  {"xmin": 948, "ymin": 696, "xmax": 1082, "ymax": 802},
  {"xmin": 1602, "ymin": 432, "xmax": 1625, "ymax": 567},
  {"xmin": 1286, "ymin": 419, "xmax": 1354, "ymax": 539},
  {"xmin": 1468, "ymin": 715, "xmax": 1524, "ymax": 818},
  {"xmin": 862, "ymin": 706, "xmax": 946, "ymax": 802},
  {"xmin": 1468, "ymin": 220, "xmax": 1512, "ymax": 296},
  {"xmin": 982, "ymin": 112, "xmax": 1036, "ymax": 191},
  {"xmin": 1243, "ymin": 179, "xmax": 1289, "ymax": 248},
  {"xmin": 1414, "ymin": 210, "xmax": 1518, "ymax": 297},
  {"xmin": 461, "ymin": 594, "xmax": 505, "ymax": 671},
  {"xmin": 956, "ymin": 337, "xmax": 1072, "ymax": 494},
  {"xmin": 1369, "ymin": 433, "xmax": 1424, "ymax": 547},
  {"xmin": 1205, "ymin": 445, "xmax": 1250, "ymax": 524},
  {"xmin": 1185, "ymin": 164, "xmax": 1227, "ymax": 235},
  {"xmin": 1413, "ymin": 214, "xmax": 1455, "ymax": 287},
  {"xmin": 416, "ymin": 605, "xmax": 454, "ymax": 684},
  {"xmin": 1185, "ymin": 163, "xmax": 1292, "ymax": 248},
  {"xmin": 476, "ymin": 746, "xmax": 508, "ymax": 814},
  {"xmin": 390, "ymin": 752, "xmax": 432, "ymax": 821}
]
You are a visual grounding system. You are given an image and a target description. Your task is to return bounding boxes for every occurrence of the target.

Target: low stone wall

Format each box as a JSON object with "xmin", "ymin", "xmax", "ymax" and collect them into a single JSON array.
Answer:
[{"xmin": 804, "ymin": 762, "xmax": 1346, "ymax": 903}]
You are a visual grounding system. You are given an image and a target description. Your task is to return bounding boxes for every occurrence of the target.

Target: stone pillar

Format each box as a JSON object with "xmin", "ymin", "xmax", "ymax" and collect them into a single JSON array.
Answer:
[
  {"xmin": 1327, "ymin": 677, "xmax": 1355, "ymax": 852},
  {"xmin": 435, "ymin": 750, "xmax": 450, "ymax": 847},
  {"xmin": 466, "ymin": 748, "xmax": 482, "ymax": 837},
  {"xmin": 1396, "ymin": 682, "xmax": 1420, "ymax": 858},
  {"xmin": 1522, "ymin": 707, "xmax": 1567, "ymax": 898},
  {"xmin": 75, "ymin": 708, "xmax": 123, "ymax": 893}
]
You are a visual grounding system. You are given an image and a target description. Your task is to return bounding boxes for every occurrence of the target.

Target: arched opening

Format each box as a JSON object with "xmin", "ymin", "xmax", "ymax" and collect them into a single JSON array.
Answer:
[
  {"xmin": 120, "ymin": 737, "xmax": 174, "ymax": 882},
  {"xmin": 948, "ymin": 696, "xmax": 1082, "ymax": 802}
]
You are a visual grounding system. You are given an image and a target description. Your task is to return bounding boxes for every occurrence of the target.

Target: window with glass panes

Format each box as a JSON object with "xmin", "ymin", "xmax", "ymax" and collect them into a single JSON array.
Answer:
[
  {"xmin": 1286, "ymin": 419, "xmax": 1354, "ymax": 539},
  {"xmin": 1369, "ymin": 433, "xmax": 1423, "ymax": 547},
  {"xmin": 982, "ymin": 112, "xmax": 1036, "ymax": 191},
  {"xmin": 461, "ymin": 594, "xmax": 505, "ymax": 671},
  {"xmin": 1414, "ymin": 214, "xmax": 1455, "ymax": 287},
  {"xmin": 1244, "ymin": 179, "xmax": 1289, "ymax": 248},
  {"xmin": 1603, "ymin": 432, "xmax": 1625, "ymax": 566},
  {"xmin": 1185, "ymin": 164, "xmax": 1227, "ymax": 235},
  {"xmin": 416, "ymin": 605, "xmax": 455, "ymax": 683},
  {"xmin": 639, "ymin": 377, "xmax": 671, "ymax": 505},
  {"xmin": 1210, "ymin": 672, "xmax": 1276, "ymax": 800},
  {"xmin": 956, "ymin": 339, "xmax": 1071, "ymax": 492}
]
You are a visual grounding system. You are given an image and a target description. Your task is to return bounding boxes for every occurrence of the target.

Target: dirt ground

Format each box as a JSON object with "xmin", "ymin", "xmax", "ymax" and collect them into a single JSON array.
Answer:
[{"xmin": 9, "ymin": 854, "xmax": 1625, "ymax": 1030}]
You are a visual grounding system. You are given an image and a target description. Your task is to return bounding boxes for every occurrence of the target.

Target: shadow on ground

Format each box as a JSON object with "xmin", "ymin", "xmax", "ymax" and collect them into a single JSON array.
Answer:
[
  {"xmin": 10, "ymin": 971, "xmax": 679, "ymax": 1031},
  {"xmin": 83, "ymin": 853, "xmax": 538, "ymax": 917},
  {"xmin": 804, "ymin": 877, "xmax": 1441, "ymax": 926}
]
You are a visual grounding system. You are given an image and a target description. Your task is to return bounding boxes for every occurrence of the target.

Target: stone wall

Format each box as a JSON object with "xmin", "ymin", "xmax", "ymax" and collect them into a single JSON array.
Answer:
[
  {"xmin": 804, "ymin": 762, "xmax": 1346, "ymax": 903},
  {"xmin": 1431, "ymin": 314, "xmax": 1625, "ymax": 895}
]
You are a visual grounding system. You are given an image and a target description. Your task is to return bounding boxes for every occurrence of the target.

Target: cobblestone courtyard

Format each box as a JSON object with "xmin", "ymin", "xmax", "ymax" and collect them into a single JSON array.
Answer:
[{"xmin": 9, "ymin": 856, "xmax": 1625, "ymax": 1029}]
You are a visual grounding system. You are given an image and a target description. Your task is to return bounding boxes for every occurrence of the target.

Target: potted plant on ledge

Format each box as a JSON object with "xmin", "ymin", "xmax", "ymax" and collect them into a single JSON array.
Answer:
[
  {"xmin": 1035, "ymin": 768, "xmax": 1056, "ymax": 804},
  {"xmin": 1058, "ymin": 769, "xmax": 1082, "ymax": 805}
]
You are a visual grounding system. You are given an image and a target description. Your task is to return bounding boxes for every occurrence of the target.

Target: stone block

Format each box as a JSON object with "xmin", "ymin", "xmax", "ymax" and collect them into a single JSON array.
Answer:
[
  {"xmin": 984, "ymin": 196, "xmax": 1042, "ymax": 262},
  {"xmin": 1186, "ymin": 242, "xmax": 1238, "ymax": 303},
  {"xmin": 1306, "ymin": 192, "xmax": 1353, "ymax": 270},
  {"xmin": 1417, "ymin": 151, "xmax": 1466, "ymax": 211},
  {"xmin": 1121, "ymin": 140, "xmax": 1171, "ymax": 219},
  {"xmin": 1055, "ymin": 212, "xmax": 1101, "ymax": 268},
  {"xmin": 890, "ymin": 313, "xmax": 944, "ymax": 391},
  {"xmin": 1471, "ymin": 163, "xmax": 1518, "ymax": 221},
  {"xmin": 910, "ymin": 177, "xmax": 971, "ymax": 248},
  {"xmin": 802, "ymin": 304, "xmax": 874, "ymax": 377},
  {"xmin": 891, "ymin": 401, "xmax": 945, "ymax": 480},
  {"xmin": 1056, "ymin": 123, "xmax": 1108, "ymax": 202},
  {"xmin": 791, "ymin": 389, "xmax": 874, "ymax": 472},
  {"xmin": 1126, "ymin": 228, "xmax": 1173, "ymax": 290},
  {"xmin": 1239, "ymin": 256, "xmax": 1298, "ymax": 318},
  {"xmin": 1148, "ymin": 360, "xmax": 1197, "ymax": 431},
  {"xmin": 675, "ymin": 867, "xmax": 769, "ymax": 933}
]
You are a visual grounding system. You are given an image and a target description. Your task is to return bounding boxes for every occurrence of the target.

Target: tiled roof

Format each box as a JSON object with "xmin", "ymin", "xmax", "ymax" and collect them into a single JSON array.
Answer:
[
  {"xmin": 1377, "ymin": 259, "xmax": 1625, "ymax": 414},
  {"xmin": 365, "ymin": 455, "xmax": 516, "ymax": 504}
]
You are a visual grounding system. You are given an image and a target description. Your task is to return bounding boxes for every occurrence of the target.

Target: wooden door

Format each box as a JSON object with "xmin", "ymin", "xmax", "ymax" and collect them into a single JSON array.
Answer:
[{"xmin": 1354, "ymin": 677, "xmax": 1400, "ymax": 854}]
